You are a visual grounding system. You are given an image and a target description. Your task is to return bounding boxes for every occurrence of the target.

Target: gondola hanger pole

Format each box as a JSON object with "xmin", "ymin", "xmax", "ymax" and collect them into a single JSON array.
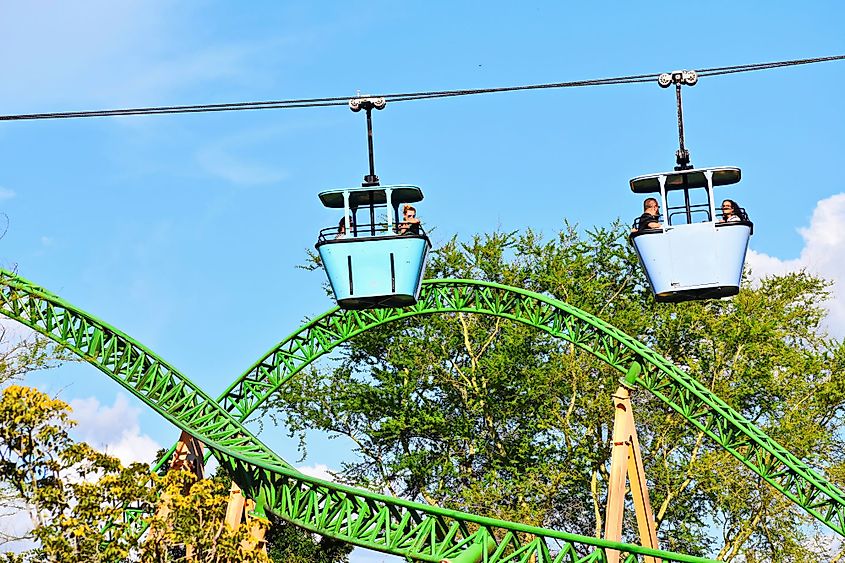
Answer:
[
  {"xmin": 675, "ymin": 82, "xmax": 687, "ymax": 168},
  {"xmin": 349, "ymin": 96, "xmax": 387, "ymax": 186},
  {"xmin": 365, "ymin": 107, "xmax": 376, "ymax": 181},
  {"xmin": 658, "ymin": 70, "xmax": 698, "ymax": 171}
]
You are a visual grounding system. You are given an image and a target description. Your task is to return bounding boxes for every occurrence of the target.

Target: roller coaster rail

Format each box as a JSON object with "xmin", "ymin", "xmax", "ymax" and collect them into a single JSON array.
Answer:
[
  {"xmin": 1, "ymin": 269, "xmax": 842, "ymax": 562},
  {"xmin": 212, "ymin": 279, "xmax": 845, "ymax": 539}
]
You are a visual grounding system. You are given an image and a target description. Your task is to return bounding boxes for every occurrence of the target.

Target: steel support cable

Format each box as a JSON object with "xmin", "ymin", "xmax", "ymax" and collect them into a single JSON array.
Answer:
[
  {"xmin": 0, "ymin": 74, "xmax": 657, "ymax": 121},
  {"xmin": 696, "ymin": 54, "xmax": 845, "ymax": 77},
  {"xmin": 381, "ymin": 73, "xmax": 658, "ymax": 103},
  {"xmin": 0, "ymin": 269, "xmax": 715, "ymax": 563},
  {"xmin": 200, "ymin": 279, "xmax": 845, "ymax": 539},
  {"xmin": 0, "ymin": 99, "xmax": 349, "ymax": 120},
  {"xmin": 1, "ymin": 54, "xmax": 842, "ymax": 122}
]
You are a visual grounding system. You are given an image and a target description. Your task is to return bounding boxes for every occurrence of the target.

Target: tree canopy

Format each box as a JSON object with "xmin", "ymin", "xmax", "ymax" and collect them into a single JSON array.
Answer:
[{"xmin": 271, "ymin": 221, "xmax": 845, "ymax": 562}]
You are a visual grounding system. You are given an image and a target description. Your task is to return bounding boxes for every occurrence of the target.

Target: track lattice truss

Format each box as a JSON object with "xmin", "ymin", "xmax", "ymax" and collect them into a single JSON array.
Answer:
[{"xmin": 2, "ymin": 269, "xmax": 842, "ymax": 562}]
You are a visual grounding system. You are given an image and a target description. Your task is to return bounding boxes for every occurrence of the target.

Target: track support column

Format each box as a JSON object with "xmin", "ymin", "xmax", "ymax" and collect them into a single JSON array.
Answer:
[
  {"xmin": 604, "ymin": 384, "xmax": 661, "ymax": 563},
  {"xmin": 170, "ymin": 430, "xmax": 205, "ymax": 479},
  {"xmin": 225, "ymin": 482, "xmax": 268, "ymax": 552}
]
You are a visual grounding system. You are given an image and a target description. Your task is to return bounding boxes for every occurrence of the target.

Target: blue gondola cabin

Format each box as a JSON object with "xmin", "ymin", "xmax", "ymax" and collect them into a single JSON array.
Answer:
[
  {"xmin": 316, "ymin": 184, "xmax": 431, "ymax": 309},
  {"xmin": 629, "ymin": 166, "xmax": 753, "ymax": 303}
]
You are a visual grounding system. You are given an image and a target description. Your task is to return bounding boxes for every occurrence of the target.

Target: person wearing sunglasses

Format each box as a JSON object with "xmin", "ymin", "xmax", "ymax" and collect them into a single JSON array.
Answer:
[
  {"xmin": 398, "ymin": 204, "xmax": 421, "ymax": 235},
  {"xmin": 636, "ymin": 198, "xmax": 662, "ymax": 231}
]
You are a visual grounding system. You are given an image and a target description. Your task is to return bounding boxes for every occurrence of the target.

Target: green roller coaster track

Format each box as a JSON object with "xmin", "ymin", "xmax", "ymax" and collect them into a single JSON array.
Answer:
[{"xmin": 1, "ymin": 268, "xmax": 842, "ymax": 562}]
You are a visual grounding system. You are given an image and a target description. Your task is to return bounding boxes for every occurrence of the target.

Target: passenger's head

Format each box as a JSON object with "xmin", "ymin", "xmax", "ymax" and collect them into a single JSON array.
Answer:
[
  {"xmin": 721, "ymin": 199, "xmax": 739, "ymax": 218},
  {"xmin": 643, "ymin": 198, "xmax": 659, "ymax": 214},
  {"xmin": 403, "ymin": 204, "xmax": 416, "ymax": 219},
  {"xmin": 338, "ymin": 216, "xmax": 347, "ymax": 233}
]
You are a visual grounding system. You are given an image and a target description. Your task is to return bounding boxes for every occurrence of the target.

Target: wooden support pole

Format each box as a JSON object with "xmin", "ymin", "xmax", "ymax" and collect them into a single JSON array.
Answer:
[
  {"xmin": 603, "ymin": 386, "xmax": 661, "ymax": 563},
  {"xmin": 225, "ymin": 482, "xmax": 246, "ymax": 530},
  {"xmin": 224, "ymin": 482, "xmax": 268, "ymax": 553},
  {"xmin": 170, "ymin": 430, "xmax": 205, "ymax": 479},
  {"xmin": 156, "ymin": 433, "xmax": 267, "ymax": 557},
  {"xmin": 626, "ymin": 404, "xmax": 660, "ymax": 562},
  {"xmin": 244, "ymin": 498, "xmax": 268, "ymax": 552},
  {"xmin": 605, "ymin": 387, "xmax": 633, "ymax": 563}
]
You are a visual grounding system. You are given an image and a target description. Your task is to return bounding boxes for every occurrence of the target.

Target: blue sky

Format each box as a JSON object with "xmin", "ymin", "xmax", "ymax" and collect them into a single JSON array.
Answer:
[{"xmin": 1, "ymin": 2, "xmax": 843, "ymax": 560}]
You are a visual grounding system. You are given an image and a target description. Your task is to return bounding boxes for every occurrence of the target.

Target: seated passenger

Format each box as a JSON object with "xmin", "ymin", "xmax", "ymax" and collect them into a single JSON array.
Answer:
[
  {"xmin": 397, "ymin": 204, "xmax": 421, "ymax": 235},
  {"xmin": 636, "ymin": 198, "xmax": 662, "ymax": 232},
  {"xmin": 720, "ymin": 199, "xmax": 747, "ymax": 222},
  {"xmin": 336, "ymin": 217, "xmax": 352, "ymax": 239}
]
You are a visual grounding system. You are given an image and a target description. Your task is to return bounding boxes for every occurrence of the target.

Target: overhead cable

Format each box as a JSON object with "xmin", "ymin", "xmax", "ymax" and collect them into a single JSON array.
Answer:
[
  {"xmin": 696, "ymin": 54, "xmax": 845, "ymax": 77},
  {"xmin": 0, "ymin": 54, "xmax": 842, "ymax": 122}
]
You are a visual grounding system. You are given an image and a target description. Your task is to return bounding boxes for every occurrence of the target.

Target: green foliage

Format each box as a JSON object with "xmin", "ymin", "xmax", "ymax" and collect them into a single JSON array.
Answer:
[
  {"xmin": 273, "ymin": 222, "xmax": 845, "ymax": 562},
  {"xmin": 0, "ymin": 384, "xmax": 159, "ymax": 562},
  {"xmin": 263, "ymin": 517, "xmax": 352, "ymax": 563},
  {"xmin": 141, "ymin": 471, "xmax": 270, "ymax": 563},
  {"xmin": 0, "ymin": 328, "xmax": 71, "ymax": 384},
  {"xmin": 0, "ymin": 384, "xmax": 277, "ymax": 563}
]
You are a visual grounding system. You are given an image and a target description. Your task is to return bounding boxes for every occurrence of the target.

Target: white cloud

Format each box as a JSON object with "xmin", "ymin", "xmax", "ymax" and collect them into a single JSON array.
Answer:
[
  {"xmin": 0, "ymin": 2, "xmax": 162, "ymax": 109},
  {"xmin": 348, "ymin": 548, "xmax": 404, "ymax": 563},
  {"xmin": 801, "ymin": 532, "xmax": 843, "ymax": 561},
  {"xmin": 296, "ymin": 463, "xmax": 335, "ymax": 482},
  {"xmin": 0, "ymin": 319, "xmax": 38, "ymax": 348},
  {"xmin": 115, "ymin": 44, "xmax": 256, "ymax": 104},
  {"xmin": 196, "ymin": 145, "xmax": 288, "ymax": 186},
  {"xmin": 746, "ymin": 193, "xmax": 845, "ymax": 337},
  {"xmin": 0, "ymin": 394, "xmax": 160, "ymax": 551},
  {"xmin": 195, "ymin": 132, "xmax": 289, "ymax": 187},
  {"xmin": 0, "ymin": 493, "xmax": 36, "ymax": 553},
  {"xmin": 69, "ymin": 393, "xmax": 161, "ymax": 466},
  {"xmin": 0, "ymin": 2, "xmax": 263, "ymax": 112}
]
